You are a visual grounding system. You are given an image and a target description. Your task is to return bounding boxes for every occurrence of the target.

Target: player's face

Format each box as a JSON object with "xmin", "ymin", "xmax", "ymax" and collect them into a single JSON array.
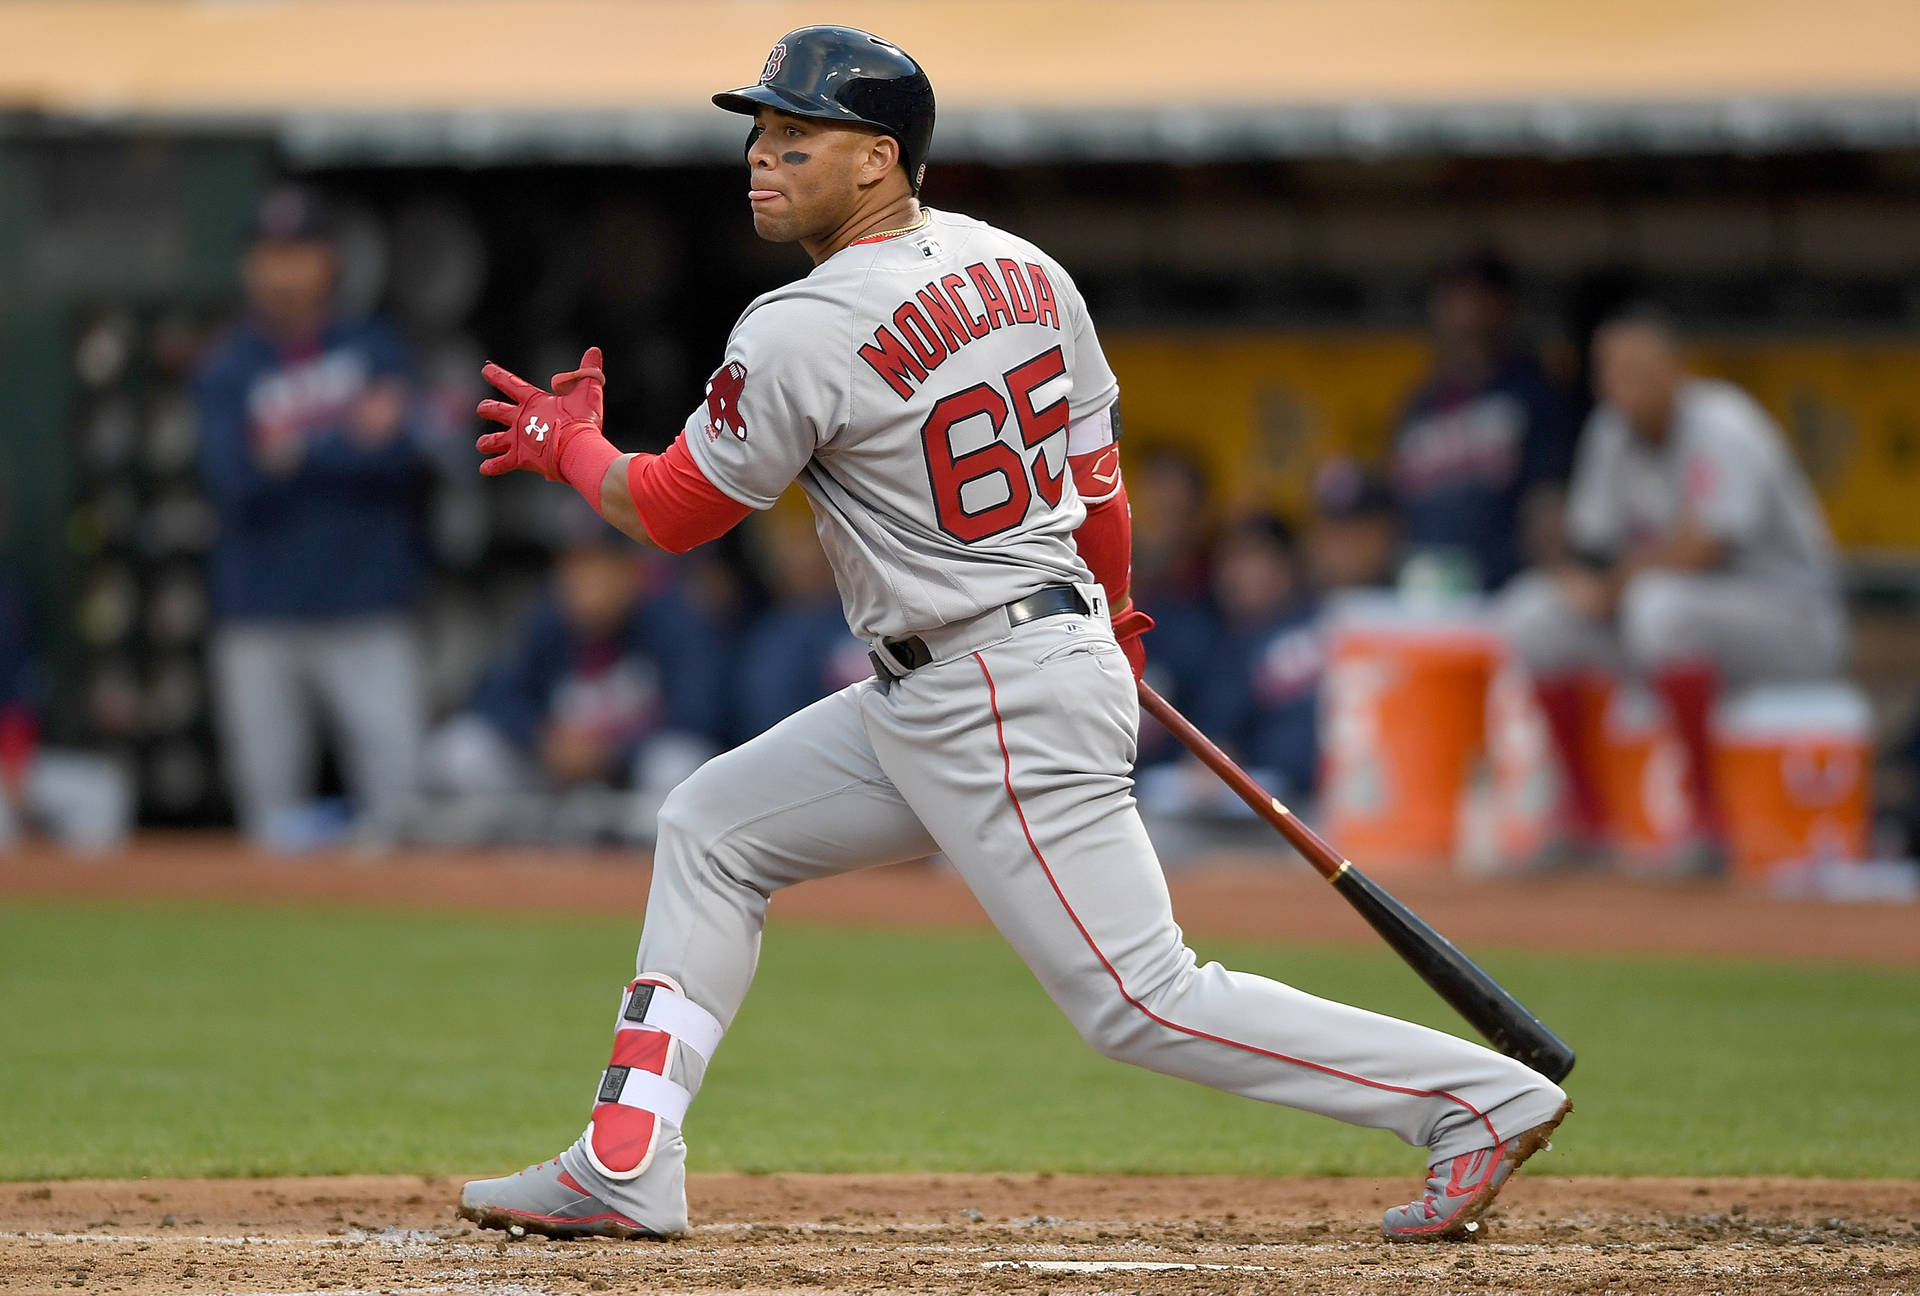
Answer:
[
  {"xmin": 744, "ymin": 109, "xmax": 893, "ymax": 244},
  {"xmin": 1431, "ymin": 280, "xmax": 1508, "ymax": 369},
  {"xmin": 1214, "ymin": 529, "xmax": 1298, "ymax": 624},
  {"xmin": 244, "ymin": 239, "xmax": 336, "ymax": 334},
  {"xmin": 557, "ymin": 547, "xmax": 639, "ymax": 637},
  {"xmin": 1595, "ymin": 324, "xmax": 1682, "ymax": 443}
]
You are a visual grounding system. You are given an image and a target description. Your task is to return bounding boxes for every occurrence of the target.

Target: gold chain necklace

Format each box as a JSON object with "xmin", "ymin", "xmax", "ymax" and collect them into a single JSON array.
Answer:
[{"xmin": 853, "ymin": 210, "xmax": 932, "ymax": 246}]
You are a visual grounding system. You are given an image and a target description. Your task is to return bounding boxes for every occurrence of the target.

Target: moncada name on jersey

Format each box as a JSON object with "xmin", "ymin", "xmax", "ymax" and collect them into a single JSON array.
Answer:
[{"xmin": 858, "ymin": 258, "xmax": 1063, "ymax": 401}]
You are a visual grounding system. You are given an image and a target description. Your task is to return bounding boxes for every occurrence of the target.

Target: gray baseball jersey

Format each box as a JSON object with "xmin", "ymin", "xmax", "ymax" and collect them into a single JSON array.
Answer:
[
  {"xmin": 1567, "ymin": 378, "xmax": 1837, "ymax": 597},
  {"xmin": 682, "ymin": 209, "xmax": 1114, "ymax": 641},
  {"xmin": 541, "ymin": 208, "xmax": 1567, "ymax": 1233}
]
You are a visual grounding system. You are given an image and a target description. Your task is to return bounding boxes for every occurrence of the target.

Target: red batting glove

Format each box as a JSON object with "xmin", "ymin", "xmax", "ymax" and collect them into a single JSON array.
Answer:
[
  {"xmin": 1111, "ymin": 605, "xmax": 1154, "ymax": 681},
  {"xmin": 476, "ymin": 347, "xmax": 607, "ymax": 482}
]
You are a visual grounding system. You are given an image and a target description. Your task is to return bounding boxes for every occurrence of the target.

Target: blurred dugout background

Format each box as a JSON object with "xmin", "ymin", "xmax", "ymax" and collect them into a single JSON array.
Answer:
[{"xmin": 0, "ymin": 0, "xmax": 1917, "ymax": 866}]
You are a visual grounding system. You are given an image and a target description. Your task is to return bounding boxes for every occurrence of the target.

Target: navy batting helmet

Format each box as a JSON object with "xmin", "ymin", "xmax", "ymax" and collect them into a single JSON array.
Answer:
[{"xmin": 714, "ymin": 26, "xmax": 936, "ymax": 193}]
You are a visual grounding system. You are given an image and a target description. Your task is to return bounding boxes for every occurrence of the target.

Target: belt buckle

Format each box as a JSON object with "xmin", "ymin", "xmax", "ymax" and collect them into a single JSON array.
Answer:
[{"xmin": 880, "ymin": 636, "xmax": 929, "ymax": 672}]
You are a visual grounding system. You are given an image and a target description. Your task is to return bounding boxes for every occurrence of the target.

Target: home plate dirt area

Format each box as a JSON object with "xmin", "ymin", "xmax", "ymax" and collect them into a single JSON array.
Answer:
[{"xmin": 3, "ymin": 1175, "xmax": 1914, "ymax": 1296}]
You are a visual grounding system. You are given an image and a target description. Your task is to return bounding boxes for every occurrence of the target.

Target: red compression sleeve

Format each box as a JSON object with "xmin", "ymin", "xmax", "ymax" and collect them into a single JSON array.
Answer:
[
  {"xmin": 625, "ymin": 434, "xmax": 755, "ymax": 553},
  {"xmin": 0, "ymin": 705, "xmax": 38, "ymax": 782},
  {"xmin": 556, "ymin": 424, "xmax": 625, "ymax": 515},
  {"xmin": 1071, "ymin": 475, "xmax": 1134, "ymax": 606}
]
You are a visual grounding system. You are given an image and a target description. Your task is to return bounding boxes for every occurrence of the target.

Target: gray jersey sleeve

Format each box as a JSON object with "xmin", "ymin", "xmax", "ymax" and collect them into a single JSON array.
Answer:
[
  {"xmin": 1682, "ymin": 391, "xmax": 1773, "ymax": 546},
  {"xmin": 682, "ymin": 293, "xmax": 849, "ymax": 510},
  {"xmin": 1564, "ymin": 414, "xmax": 1625, "ymax": 555},
  {"xmin": 1054, "ymin": 260, "xmax": 1120, "ymax": 423}
]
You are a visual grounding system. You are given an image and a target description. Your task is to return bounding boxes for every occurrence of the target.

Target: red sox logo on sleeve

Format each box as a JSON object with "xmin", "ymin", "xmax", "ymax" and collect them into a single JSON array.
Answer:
[
  {"xmin": 1685, "ymin": 457, "xmax": 1717, "ymax": 505},
  {"xmin": 759, "ymin": 44, "xmax": 787, "ymax": 84},
  {"xmin": 704, "ymin": 361, "xmax": 750, "ymax": 441}
]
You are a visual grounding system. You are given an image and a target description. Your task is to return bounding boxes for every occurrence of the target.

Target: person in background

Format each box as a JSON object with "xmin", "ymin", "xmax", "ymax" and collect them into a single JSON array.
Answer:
[
  {"xmin": 1129, "ymin": 444, "xmax": 1215, "ymax": 611},
  {"xmin": 1138, "ymin": 513, "xmax": 1324, "ymax": 859},
  {"xmin": 1127, "ymin": 444, "xmax": 1219, "ymax": 768},
  {"xmin": 0, "ymin": 566, "xmax": 40, "ymax": 845},
  {"xmin": 1901, "ymin": 722, "xmax": 1920, "ymax": 866},
  {"xmin": 0, "ymin": 491, "xmax": 134, "ymax": 850},
  {"xmin": 420, "ymin": 508, "xmax": 728, "ymax": 845},
  {"xmin": 735, "ymin": 511, "xmax": 871, "ymax": 742},
  {"xmin": 195, "ymin": 185, "xmax": 429, "ymax": 847},
  {"xmin": 1305, "ymin": 457, "xmax": 1401, "ymax": 594},
  {"xmin": 1192, "ymin": 513, "xmax": 1325, "ymax": 804},
  {"xmin": 1390, "ymin": 251, "xmax": 1576, "ymax": 591},
  {"xmin": 1501, "ymin": 307, "xmax": 1846, "ymax": 876}
]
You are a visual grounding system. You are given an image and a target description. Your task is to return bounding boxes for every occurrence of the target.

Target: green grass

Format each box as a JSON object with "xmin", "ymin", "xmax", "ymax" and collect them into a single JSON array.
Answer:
[{"xmin": 0, "ymin": 898, "xmax": 1915, "ymax": 1180}]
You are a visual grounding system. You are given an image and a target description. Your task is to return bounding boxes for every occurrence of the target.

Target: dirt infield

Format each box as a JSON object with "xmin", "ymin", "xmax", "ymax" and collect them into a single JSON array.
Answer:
[
  {"xmin": 6, "ymin": 839, "xmax": 1917, "ymax": 1292},
  {"xmin": 3, "ymin": 833, "xmax": 1916, "ymax": 964},
  {"xmin": 3, "ymin": 1174, "xmax": 1915, "ymax": 1296}
]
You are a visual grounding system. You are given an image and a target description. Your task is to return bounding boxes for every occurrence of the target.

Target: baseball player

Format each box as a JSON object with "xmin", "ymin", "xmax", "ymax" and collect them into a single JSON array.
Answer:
[
  {"xmin": 1501, "ymin": 306, "xmax": 1845, "ymax": 875},
  {"xmin": 457, "ymin": 25, "xmax": 1569, "ymax": 1244}
]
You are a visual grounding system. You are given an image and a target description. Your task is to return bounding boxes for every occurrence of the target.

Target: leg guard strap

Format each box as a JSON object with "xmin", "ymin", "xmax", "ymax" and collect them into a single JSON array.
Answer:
[
  {"xmin": 585, "ymin": 974, "xmax": 722, "ymax": 1182},
  {"xmin": 617, "ymin": 980, "xmax": 724, "ymax": 1063},
  {"xmin": 596, "ymin": 1064, "xmax": 692, "ymax": 1129}
]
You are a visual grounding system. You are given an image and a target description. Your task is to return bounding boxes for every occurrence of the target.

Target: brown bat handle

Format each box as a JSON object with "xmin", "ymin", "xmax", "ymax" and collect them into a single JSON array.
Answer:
[
  {"xmin": 1137, "ymin": 679, "xmax": 1349, "ymax": 882},
  {"xmin": 1136, "ymin": 677, "xmax": 1578, "ymax": 1081}
]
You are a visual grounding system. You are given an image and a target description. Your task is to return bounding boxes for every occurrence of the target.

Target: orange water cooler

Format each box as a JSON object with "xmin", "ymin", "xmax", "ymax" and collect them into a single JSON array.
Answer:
[
  {"xmin": 1319, "ymin": 597, "xmax": 1501, "ymax": 872},
  {"xmin": 1485, "ymin": 675, "xmax": 1872, "ymax": 878},
  {"xmin": 1591, "ymin": 683, "xmax": 1693, "ymax": 861},
  {"xmin": 1712, "ymin": 683, "xmax": 1874, "ymax": 878}
]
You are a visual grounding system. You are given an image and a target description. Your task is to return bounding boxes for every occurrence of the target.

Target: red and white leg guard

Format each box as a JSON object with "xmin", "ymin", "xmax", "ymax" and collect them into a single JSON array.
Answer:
[{"xmin": 584, "ymin": 975, "xmax": 725, "ymax": 1181}]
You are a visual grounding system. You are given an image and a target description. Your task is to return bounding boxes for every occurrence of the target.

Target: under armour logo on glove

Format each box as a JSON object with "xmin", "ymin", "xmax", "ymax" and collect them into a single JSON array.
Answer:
[{"xmin": 475, "ymin": 346, "xmax": 605, "ymax": 482}]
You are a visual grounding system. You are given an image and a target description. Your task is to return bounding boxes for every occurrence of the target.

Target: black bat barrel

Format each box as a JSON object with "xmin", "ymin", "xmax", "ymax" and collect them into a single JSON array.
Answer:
[{"xmin": 1332, "ymin": 864, "xmax": 1577, "ymax": 1082}]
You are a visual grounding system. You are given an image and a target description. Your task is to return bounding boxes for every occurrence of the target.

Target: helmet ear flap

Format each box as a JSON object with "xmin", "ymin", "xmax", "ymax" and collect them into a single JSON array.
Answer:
[{"xmin": 714, "ymin": 25, "xmax": 935, "ymax": 193}]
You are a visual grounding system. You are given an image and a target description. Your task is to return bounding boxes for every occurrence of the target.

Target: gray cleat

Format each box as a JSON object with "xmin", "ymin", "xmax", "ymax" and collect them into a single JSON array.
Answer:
[
  {"xmin": 457, "ymin": 1156, "xmax": 669, "ymax": 1241},
  {"xmin": 1382, "ymin": 1099, "xmax": 1571, "ymax": 1242}
]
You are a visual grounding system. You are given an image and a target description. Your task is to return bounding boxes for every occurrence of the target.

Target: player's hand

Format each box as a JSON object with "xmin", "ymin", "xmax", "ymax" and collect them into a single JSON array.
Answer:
[
  {"xmin": 1555, "ymin": 565, "xmax": 1616, "ymax": 622},
  {"xmin": 475, "ymin": 347, "xmax": 606, "ymax": 481},
  {"xmin": 542, "ymin": 725, "xmax": 609, "ymax": 786},
  {"xmin": 1110, "ymin": 604, "xmax": 1154, "ymax": 681}
]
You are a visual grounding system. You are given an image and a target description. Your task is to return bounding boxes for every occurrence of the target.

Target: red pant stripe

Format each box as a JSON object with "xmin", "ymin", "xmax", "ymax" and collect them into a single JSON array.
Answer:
[{"xmin": 970, "ymin": 651, "xmax": 1500, "ymax": 1148}]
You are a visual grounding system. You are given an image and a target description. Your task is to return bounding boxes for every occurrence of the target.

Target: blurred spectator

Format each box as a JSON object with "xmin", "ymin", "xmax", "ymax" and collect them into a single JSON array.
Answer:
[
  {"xmin": 194, "ymin": 185, "xmax": 429, "ymax": 846},
  {"xmin": 1128, "ymin": 444, "xmax": 1219, "ymax": 767},
  {"xmin": 736, "ymin": 511, "xmax": 870, "ymax": 741},
  {"xmin": 1500, "ymin": 307, "xmax": 1846, "ymax": 876},
  {"xmin": 1129, "ymin": 443, "xmax": 1214, "ymax": 610},
  {"xmin": 1192, "ymin": 514, "xmax": 1324, "ymax": 802},
  {"xmin": 1902, "ymin": 721, "xmax": 1920, "ymax": 863},
  {"xmin": 1139, "ymin": 514, "xmax": 1324, "ymax": 857},
  {"xmin": 1390, "ymin": 251, "xmax": 1576, "ymax": 591},
  {"xmin": 0, "ymin": 530, "xmax": 133, "ymax": 852},
  {"xmin": 418, "ymin": 508, "xmax": 728, "ymax": 845},
  {"xmin": 1306, "ymin": 458, "xmax": 1400, "ymax": 593}
]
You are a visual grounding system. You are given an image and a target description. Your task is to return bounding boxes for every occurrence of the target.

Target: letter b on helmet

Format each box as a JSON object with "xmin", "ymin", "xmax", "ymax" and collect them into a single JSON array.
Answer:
[{"xmin": 714, "ymin": 25, "xmax": 937, "ymax": 193}]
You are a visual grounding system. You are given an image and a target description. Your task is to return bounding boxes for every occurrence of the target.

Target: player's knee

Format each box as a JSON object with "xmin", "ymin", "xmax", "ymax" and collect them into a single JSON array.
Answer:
[
  {"xmin": 1073, "ymin": 1003, "xmax": 1152, "ymax": 1065},
  {"xmin": 1070, "ymin": 961, "xmax": 1198, "ymax": 1066},
  {"xmin": 1497, "ymin": 572, "xmax": 1584, "ymax": 674},
  {"xmin": 652, "ymin": 771, "xmax": 728, "ymax": 857},
  {"xmin": 1620, "ymin": 571, "xmax": 1712, "ymax": 668}
]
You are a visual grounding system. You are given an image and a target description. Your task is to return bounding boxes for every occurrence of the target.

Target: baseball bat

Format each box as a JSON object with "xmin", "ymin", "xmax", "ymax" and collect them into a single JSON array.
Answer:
[{"xmin": 1137, "ymin": 680, "xmax": 1576, "ymax": 1082}]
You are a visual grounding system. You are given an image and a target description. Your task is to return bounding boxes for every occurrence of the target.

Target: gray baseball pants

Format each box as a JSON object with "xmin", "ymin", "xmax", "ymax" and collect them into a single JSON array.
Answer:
[
  {"xmin": 211, "ymin": 614, "xmax": 425, "ymax": 841},
  {"xmin": 1501, "ymin": 568, "xmax": 1846, "ymax": 683},
  {"xmin": 561, "ymin": 608, "xmax": 1567, "ymax": 1219}
]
